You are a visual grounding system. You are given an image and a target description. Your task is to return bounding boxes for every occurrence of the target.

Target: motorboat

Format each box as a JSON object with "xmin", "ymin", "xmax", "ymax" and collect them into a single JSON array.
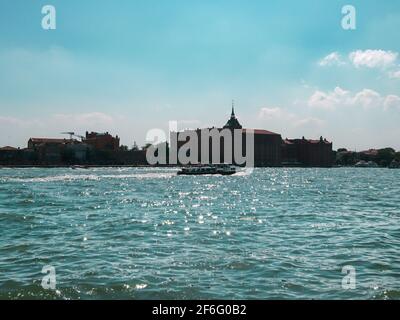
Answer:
[
  {"xmin": 71, "ymin": 165, "xmax": 89, "ymax": 170},
  {"xmin": 177, "ymin": 164, "xmax": 237, "ymax": 176}
]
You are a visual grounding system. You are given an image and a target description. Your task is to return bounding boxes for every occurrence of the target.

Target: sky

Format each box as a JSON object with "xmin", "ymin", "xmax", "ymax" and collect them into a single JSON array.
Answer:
[{"xmin": 0, "ymin": 0, "xmax": 399, "ymax": 150}]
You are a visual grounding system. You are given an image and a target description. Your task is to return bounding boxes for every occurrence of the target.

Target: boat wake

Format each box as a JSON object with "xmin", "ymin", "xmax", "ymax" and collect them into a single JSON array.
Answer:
[
  {"xmin": 4, "ymin": 172, "xmax": 176, "ymax": 183},
  {"xmin": 233, "ymin": 168, "xmax": 254, "ymax": 176}
]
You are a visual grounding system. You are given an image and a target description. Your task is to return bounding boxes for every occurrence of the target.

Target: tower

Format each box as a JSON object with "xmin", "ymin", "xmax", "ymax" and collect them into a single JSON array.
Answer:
[{"xmin": 223, "ymin": 100, "xmax": 242, "ymax": 129}]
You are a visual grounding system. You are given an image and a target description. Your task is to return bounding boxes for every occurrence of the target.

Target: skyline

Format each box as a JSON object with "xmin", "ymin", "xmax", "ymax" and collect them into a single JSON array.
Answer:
[{"xmin": 1, "ymin": 0, "xmax": 400, "ymax": 150}]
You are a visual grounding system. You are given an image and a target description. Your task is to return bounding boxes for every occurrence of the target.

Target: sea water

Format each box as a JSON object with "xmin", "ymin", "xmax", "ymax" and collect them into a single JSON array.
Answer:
[{"xmin": 0, "ymin": 167, "xmax": 399, "ymax": 299}]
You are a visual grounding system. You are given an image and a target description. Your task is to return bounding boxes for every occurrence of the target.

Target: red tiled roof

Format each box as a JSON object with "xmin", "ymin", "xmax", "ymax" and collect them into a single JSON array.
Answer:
[
  {"xmin": 29, "ymin": 138, "xmax": 72, "ymax": 144},
  {"xmin": 242, "ymin": 129, "xmax": 280, "ymax": 135}
]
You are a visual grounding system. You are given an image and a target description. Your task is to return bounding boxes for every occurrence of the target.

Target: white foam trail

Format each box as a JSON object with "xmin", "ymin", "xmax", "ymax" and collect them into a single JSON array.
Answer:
[
  {"xmin": 5, "ymin": 172, "xmax": 176, "ymax": 183},
  {"xmin": 234, "ymin": 168, "xmax": 253, "ymax": 176}
]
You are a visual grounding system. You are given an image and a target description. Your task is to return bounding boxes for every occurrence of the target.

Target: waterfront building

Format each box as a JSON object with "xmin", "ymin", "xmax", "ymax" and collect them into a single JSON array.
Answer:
[
  {"xmin": 27, "ymin": 138, "xmax": 90, "ymax": 164},
  {"xmin": 0, "ymin": 146, "xmax": 21, "ymax": 164},
  {"xmin": 27, "ymin": 138, "xmax": 72, "ymax": 150},
  {"xmin": 173, "ymin": 107, "xmax": 282, "ymax": 167},
  {"xmin": 282, "ymin": 137, "xmax": 333, "ymax": 167},
  {"xmin": 27, "ymin": 138, "xmax": 74, "ymax": 164},
  {"xmin": 83, "ymin": 131, "xmax": 120, "ymax": 151}
]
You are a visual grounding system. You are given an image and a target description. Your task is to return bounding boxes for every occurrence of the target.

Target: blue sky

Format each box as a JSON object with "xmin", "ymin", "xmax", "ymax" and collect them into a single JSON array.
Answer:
[{"xmin": 0, "ymin": 0, "xmax": 400, "ymax": 150}]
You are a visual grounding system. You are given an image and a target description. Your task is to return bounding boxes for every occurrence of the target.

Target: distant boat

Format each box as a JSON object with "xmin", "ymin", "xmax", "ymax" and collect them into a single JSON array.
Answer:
[
  {"xmin": 354, "ymin": 160, "xmax": 378, "ymax": 168},
  {"xmin": 71, "ymin": 165, "xmax": 89, "ymax": 170},
  {"xmin": 177, "ymin": 164, "xmax": 237, "ymax": 176}
]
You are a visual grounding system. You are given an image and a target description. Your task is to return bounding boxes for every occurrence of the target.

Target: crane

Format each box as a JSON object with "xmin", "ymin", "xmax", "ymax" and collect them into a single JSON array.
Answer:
[{"xmin": 61, "ymin": 132, "xmax": 74, "ymax": 140}]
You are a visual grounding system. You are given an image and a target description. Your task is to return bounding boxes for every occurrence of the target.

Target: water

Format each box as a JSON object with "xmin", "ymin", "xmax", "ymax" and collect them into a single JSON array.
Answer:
[{"xmin": 0, "ymin": 167, "xmax": 399, "ymax": 300}]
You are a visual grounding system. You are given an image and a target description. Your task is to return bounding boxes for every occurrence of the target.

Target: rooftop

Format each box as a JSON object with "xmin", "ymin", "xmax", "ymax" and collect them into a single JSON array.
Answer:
[
  {"xmin": 243, "ymin": 129, "xmax": 280, "ymax": 135},
  {"xmin": 0, "ymin": 146, "xmax": 19, "ymax": 151},
  {"xmin": 29, "ymin": 138, "xmax": 73, "ymax": 144},
  {"xmin": 285, "ymin": 137, "xmax": 332, "ymax": 144}
]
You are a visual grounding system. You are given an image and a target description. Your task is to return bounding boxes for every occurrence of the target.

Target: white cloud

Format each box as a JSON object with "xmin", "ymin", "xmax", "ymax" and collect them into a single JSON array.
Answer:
[
  {"xmin": 0, "ymin": 112, "xmax": 118, "ymax": 130},
  {"xmin": 351, "ymin": 89, "xmax": 382, "ymax": 109},
  {"xmin": 307, "ymin": 87, "xmax": 399, "ymax": 111},
  {"xmin": 319, "ymin": 52, "xmax": 344, "ymax": 66},
  {"xmin": 259, "ymin": 107, "xmax": 323, "ymax": 128},
  {"xmin": 52, "ymin": 112, "xmax": 115, "ymax": 127},
  {"xmin": 318, "ymin": 50, "xmax": 400, "ymax": 79},
  {"xmin": 0, "ymin": 116, "xmax": 42, "ymax": 128},
  {"xmin": 0, "ymin": 116, "xmax": 28, "ymax": 127},
  {"xmin": 384, "ymin": 95, "xmax": 400, "ymax": 110},
  {"xmin": 308, "ymin": 87, "xmax": 350, "ymax": 110},
  {"xmin": 258, "ymin": 107, "xmax": 293, "ymax": 120},
  {"xmin": 388, "ymin": 69, "xmax": 400, "ymax": 79},
  {"xmin": 349, "ymin": 50, "xmax": 398, "ymax": 69},
  {"xmin": 294, "ymin": 117, "xmax": 325, "ymax": 128}
]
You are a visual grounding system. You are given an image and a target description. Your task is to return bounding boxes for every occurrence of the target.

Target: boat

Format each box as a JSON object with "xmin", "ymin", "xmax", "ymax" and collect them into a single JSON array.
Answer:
[
  {"xmin": 354, "ymin": 160, "xmax": 378, "ymax": 168},
  {"xmin": 177, "ymin": 164, "xmax": 237, "ymax": 176},
  {"xmin": 71, "ymin": 165, "xmax": 89, "ymax": 170}
]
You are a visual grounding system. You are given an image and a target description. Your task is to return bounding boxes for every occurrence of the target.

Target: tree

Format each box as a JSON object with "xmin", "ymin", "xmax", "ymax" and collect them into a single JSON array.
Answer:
[{"xmin": 377, "ymin": 148, "xmax": 395, "ymax": 167}]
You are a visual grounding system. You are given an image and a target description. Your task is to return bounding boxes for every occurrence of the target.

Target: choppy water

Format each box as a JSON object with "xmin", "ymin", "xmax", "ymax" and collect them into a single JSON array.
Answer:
[{"xmin": 0, "ymin": 167, "xmax": 399, "ymax": 300}]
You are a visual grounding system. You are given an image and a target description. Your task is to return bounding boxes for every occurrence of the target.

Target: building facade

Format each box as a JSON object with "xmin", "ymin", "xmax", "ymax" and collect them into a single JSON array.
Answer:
[
  {"xmin": 27, "ymin": 138, "xmax": 72, "ymax": 164},
  {"xmin": 173, "ymin": 107, "xmax": 282, "ymax": 167},
  {"xmin": 282, "ymin": 137, "xmax": 333, "ymax": 167},
  {"xmin": 83, "ymin": 132, "xmax": 120, "ymax": 151}
]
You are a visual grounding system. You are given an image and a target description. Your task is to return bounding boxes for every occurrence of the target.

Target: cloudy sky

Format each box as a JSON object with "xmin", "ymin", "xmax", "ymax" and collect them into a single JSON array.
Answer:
[{"xmin": 0, "ymin": 0, "xmax": 399, "ymax": 150}]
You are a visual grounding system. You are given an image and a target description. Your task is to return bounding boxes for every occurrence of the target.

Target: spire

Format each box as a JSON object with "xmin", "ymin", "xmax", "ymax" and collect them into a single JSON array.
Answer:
[{"xmin": 224, "ymin": 100, "xmax": 242, "ymax": 129}]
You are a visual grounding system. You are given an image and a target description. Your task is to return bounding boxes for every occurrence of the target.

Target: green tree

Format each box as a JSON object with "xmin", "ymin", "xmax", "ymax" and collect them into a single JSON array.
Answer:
[{"xmin": 377, "ymin": 148, "xmax": 395, "ymax": 167}]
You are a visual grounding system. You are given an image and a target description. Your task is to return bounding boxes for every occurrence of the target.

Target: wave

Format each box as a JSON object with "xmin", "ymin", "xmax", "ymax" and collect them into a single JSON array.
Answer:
[{"xmin": 3, "ymin": 172, "xmax": 176, "ymax": 183}]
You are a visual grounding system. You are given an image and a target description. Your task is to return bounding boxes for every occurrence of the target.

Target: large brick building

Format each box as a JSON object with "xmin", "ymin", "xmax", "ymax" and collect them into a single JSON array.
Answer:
[
  {"xmin": 282, "ymin": 137, "xmax": 333, "ymax": 167},
  {"xmin": 27, "ymin": 138, "xmax": 73, "ymax": 164},
  {"xmin": 26, "ymin": 138, "xmax": 91, "ymax": 164},
  {"xmin": 173, "ymin": 107, "xmax": 333, "ymax": 167},
  {"xmin": 173, "ymin": 107, "xmax": 282, "ymax": 167},
  {"xmin": 83, "ymin": 132, "xmax": 120, "ymax": 151}
]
